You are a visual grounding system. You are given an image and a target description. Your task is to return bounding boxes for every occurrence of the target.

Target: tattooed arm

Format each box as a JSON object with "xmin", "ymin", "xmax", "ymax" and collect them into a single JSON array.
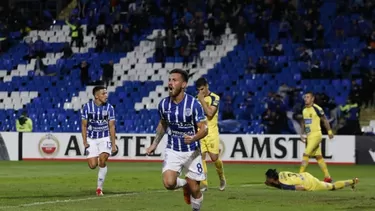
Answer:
[{"xmin": 146, "ymin": 120, "xmax": 167, "ymax": 154}]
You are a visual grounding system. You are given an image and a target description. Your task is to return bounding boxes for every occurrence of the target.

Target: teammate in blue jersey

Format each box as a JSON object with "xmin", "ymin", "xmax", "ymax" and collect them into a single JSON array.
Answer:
[
  {"xmin": 81, "ymin": 86, "xmax": 117, "ymax": 196},
  {"xmin": 146, "ymin": 69, "xmax": 208, "ymax": 211}
]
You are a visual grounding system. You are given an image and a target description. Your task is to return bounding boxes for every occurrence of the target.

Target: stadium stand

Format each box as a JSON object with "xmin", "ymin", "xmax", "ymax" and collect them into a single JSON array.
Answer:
[{"xmin": 0, "ymin": 0, "xmax": 374, "ymax": 135}]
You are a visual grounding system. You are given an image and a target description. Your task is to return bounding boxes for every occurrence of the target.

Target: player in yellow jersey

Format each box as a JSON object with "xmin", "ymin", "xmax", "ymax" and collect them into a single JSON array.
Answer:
[
  {"xmin": 195, "ymin": 77, "xmax": 226, "ymax": 192},
  {"xmin": 264, "ymin": 169, "xmax": 359, "ymax": 191},
  {"xmin": 300, "ymin": 92, "xmax": 334, "ymax": 183}
]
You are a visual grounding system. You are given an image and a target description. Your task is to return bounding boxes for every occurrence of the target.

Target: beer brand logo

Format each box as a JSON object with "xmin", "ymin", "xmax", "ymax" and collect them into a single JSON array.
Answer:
[{"xmin": 38, "ymin": 134, "xmax": 59, "ymax": 158}]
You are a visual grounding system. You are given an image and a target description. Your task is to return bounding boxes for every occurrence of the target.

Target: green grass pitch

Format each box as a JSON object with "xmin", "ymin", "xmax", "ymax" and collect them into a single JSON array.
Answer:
[{"xmin": 0, "ymin": 161, "xmax": 374, "ymax": 211}]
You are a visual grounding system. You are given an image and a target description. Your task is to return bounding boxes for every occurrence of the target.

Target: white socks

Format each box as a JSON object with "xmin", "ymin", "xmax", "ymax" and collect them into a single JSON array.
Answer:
[
  {"xmin": 97, "ymin": 166, "xmax": 108, "ymax": 189},
  {"xmin": 175, "ymin": 177, "xmax": 187, "ymax": 189},
  {"xmin": 191, "ymin": 194, "xmax": 203, "ymax": 210}
]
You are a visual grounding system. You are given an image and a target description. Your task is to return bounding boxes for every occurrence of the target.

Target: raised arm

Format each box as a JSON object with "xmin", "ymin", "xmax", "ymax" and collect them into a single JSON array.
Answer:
[{"xmin": 198, "ymin": 94, "xmax": 219, "ymax": 120}]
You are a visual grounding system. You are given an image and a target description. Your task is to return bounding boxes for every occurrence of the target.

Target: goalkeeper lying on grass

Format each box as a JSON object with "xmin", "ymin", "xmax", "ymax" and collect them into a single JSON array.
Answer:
[{"xmin": 264, "ymin": 169, "xmax": 359, "ymax": 191}]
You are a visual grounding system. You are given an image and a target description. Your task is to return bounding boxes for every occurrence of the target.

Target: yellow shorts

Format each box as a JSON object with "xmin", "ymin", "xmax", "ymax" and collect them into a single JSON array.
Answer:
[
  {"xmin": 302, "ymin": 173, "xmax": 333, "ymax": 191},
  {"xmin": 200, "ymin": 133, "xmax": 220, "ymax": 154},
  {"xmin": 304, "ymin": 134, "xmax": 322, "ymax": 156}
]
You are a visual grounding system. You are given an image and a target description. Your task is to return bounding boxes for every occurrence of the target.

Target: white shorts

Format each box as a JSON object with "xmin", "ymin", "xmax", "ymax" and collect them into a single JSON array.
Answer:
[
  {"xmin": 162, "ymin": 148, "xmax": 206, "ymax": 181},
  {"xmin": 86, "ymin": 137, "xmax": 112, "ymax": 159}
]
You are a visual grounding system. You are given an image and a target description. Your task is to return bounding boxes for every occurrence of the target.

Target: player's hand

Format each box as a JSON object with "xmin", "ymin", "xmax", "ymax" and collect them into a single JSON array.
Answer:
[
  {"xmin": 84, "ymin": 142, "xmax": 89, "ymax": 148},
  {"xmin": 264, "ymin": 181, "xmax": 271, "ymax": 186},
  {"xmin": 300, "ymin": 135, "xmax": 306, "ymax": 143},
  {"xmin": 183, "ymin": 134, "xmax": 195, "ymax": 144},
  {"xmin": 111, "ymin": 145, "xmax": 117, "ymax": 154},
  {"xmin": 146, "ymin": 145, "xmax": 157, "ymax": 155},
  {"xmin": 328, "ymin": 134, "xmax": 334, "ymax": 139},
  {"xmin": 197, "ymin": 91, "xmax": 205, "ymax": 102}
]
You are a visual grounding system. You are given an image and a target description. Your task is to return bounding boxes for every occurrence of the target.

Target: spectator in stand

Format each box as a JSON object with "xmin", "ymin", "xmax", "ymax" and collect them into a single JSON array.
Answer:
[
  {"xmin": 16, "ymin": 111, "xmax": 32, "ymax": 132},
  {"xmin": 362, "ymin": 71, "xmax": 375, "ymax": 108},
  {"xmin": 239, "ymin": 92, "xmax": 255, "ymax": 121},
  {"xmin": 245, "ymin": 57, "xmax": 256, "ymax": 74},
  {"xmin": 95, "ymin": 30, "xmax": 106, "ymax": 52},
  {"xmin": 61, "ymin": 43, "xmax": 73, "ymax": 59},
  {"xmin": 235, "ymin": 16, "xmax": 247, "ymax": 47},
  {"xmin": 262, "ymin": 109, "xmax": 282, "ymax": 134},
  {"xmin": 86, "ymin": 10, "xmax": 98, "ymax": 36},
  {"xmin": 148, "ymin": 31, "xmax": 165, "ymax": 63},
  {"xmin": 78, "ymin": 0, "xmax": 89, "ymax": 18},
  {"xmin": 23, "ymin": 41, "xmax": 35, "ymax": 62},
  {"xmin": 74, "ymin": 61, "xmax": 90, "ymax": 86},
  {"xmin": 165, "ymin": 29, "xmax": 175, "ymax": 57},
  {"xmin": 66, "ymin": 19, "xmax": 83, "ymax": 48},
  {"xmin": 303, "ymin": 22, "xmax": 314, "ymax": 49},
  {"xmin": 292, "ymin": 15, "xmax": 305, "ymax": 43},
  {"xmin": 33, "ymin": 36, "xmax": 46, "ymax": 58},
  {"xmin": 338, "ymin": 98, "xmax": 361, "ymax": 135},
  {"xmin": 101, "ymin": 60, "xmax": 114, "ymax": 87},
  {"xmin": 221, "ymin": 95, "xmax": 235, "ymax": 120},
  {"xmin": 341, "ymin": 56, "xmax": 354, "ymax": 77},
  {"xmin": 34, "ymin": 57, "xmax": 46, "ymax": 76},
  {"xmin": 315, "ymin": 24, "xmax": 325, "ymax": 48},
  {"xmin": 123, "ymin": 27, "xmax": 133, "ymax": 52},
  {"xmin": 278, "ymin": 18, "xmax": 291, "ymax": 39}
]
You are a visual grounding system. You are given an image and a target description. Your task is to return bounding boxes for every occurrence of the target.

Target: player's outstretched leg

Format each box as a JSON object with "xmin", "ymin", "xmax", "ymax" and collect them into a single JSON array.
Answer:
[
  {"xmin": 315, "ymin": 155, "xmax": 332, "ymax": 182},
  {"xmin": 97, "ymin": 153, "xmax": 109, "ymax": 196},
  {"xmin": 332, "ymin": 178, "xmax": 359, "ymax": 191}
]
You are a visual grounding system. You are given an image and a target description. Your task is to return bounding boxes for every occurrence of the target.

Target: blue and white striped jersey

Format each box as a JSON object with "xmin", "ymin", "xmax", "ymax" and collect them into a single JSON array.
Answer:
[
  {"xmin": 81, "ymin": 100, "xmax": 115, "ymax": 139},
  {"xmin": 158, "ymin": 93, "xmax": 206, "ymax": 152}
]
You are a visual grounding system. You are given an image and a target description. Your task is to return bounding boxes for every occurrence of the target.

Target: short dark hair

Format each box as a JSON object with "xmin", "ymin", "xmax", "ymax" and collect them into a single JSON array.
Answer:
[
  {"xmin": 305, "ymin": 92, "xmax": 314, "ymax": 97},
  {"xmin": 265, "ymin": 169, "xmax": 279, "ymax": 180},
  {"xmin": 92, "ymin": 86, "xmax": 106, "ymax": 96},
  {"xmin": 170, "ymin": 69, "xmax": 189, "ymax": 82},
  {"xmin": 195, "ymin": 77, "xmax": 208, "ymax": 88}
]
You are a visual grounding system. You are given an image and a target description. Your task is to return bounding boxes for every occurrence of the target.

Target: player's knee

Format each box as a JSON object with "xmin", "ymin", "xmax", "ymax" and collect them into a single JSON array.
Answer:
[
  {"xmin": 210, "ymin": 154, "xmax": 219, "ymax": 162},
  {"xmin": 162, "ymin": 178, "xmax": 176, "ymax": 190},
  {"xmin": 98, "ymin": 158, "xmax": 107, "ymax": 168},
  {"xmin": 315, "ymin": 155, "xmax": 323, "ymax": 160},
  {"xmin": 88, "ymin": 163, "xmax": 97, "ymax": 169}
]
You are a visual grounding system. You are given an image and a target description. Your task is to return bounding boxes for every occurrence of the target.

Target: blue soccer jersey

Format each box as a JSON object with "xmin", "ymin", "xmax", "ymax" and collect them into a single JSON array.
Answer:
[
  {"xmin": 81, "ymin": 100, "xmax": 115, "ymax": 139},
  {"xmin": 158, "ymin": 93, "xmax": 206, "ymax": 152}
]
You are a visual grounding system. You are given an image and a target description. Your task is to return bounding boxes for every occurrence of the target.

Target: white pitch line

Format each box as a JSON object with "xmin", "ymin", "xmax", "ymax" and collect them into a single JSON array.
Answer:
[{"xmin": 0, "ymin": 184, "xmax": 262, "ymax": 209}]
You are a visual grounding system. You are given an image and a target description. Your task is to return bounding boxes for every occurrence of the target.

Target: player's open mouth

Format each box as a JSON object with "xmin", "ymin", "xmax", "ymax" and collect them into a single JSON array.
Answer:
[{"xmin": 168, "ymin": 87, "xmax": 173, "ymax": 92}]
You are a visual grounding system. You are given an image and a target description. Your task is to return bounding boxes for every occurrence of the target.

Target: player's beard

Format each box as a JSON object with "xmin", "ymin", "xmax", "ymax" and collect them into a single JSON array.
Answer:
[{"xmin": 169, "ymin": 86, "xmax": 182, "ymax": 97}]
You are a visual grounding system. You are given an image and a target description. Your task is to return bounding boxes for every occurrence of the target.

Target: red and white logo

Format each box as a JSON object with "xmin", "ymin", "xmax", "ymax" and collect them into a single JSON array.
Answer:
[{"xmin": 38, "ymin": 134, "xmax": 59, "ymax": 158}]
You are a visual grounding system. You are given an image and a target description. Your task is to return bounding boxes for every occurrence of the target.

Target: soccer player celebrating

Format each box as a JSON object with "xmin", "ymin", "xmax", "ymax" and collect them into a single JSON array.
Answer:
[
  {"xmin": 300, "ymin": 92, "xmax": 334, "ymax": 182},
  {"xmin": 264, "ymin": 169, "xmax": 359, "ymax": 191},
  {"xmin": 81, "ymin": 86, "xmax": 117, "ymax": 196},
  {"xmin": 195, "ymin": 77, "xmax": 226, "ymax": 191},
  {"xmin": 146, "ymin": 69, "xmax": 208, "ymax": 211}
]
